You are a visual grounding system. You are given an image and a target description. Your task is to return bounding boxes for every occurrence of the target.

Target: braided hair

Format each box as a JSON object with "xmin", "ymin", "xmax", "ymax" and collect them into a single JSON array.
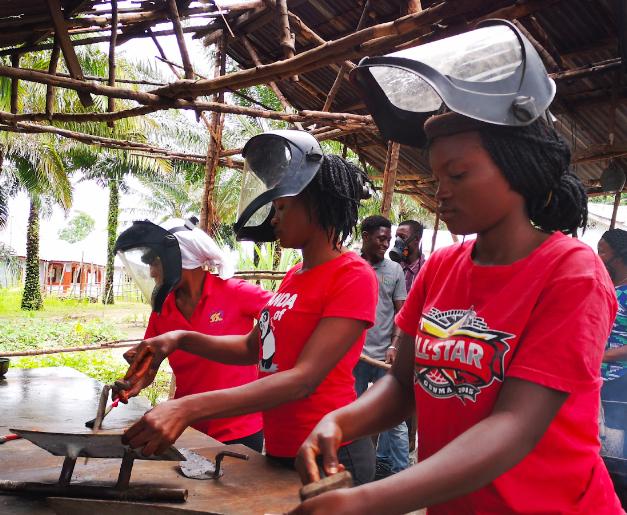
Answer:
[
  {"xmin": 602, "ymin": 228, "xmax": 627, "ymax": 264},
  {"xmin": 300, "ymin": 154, "xmax": 370, "ymax": 249},
  {"xmin": 478, "ymin": 119, "xmax": 588, "ymax": 235}
]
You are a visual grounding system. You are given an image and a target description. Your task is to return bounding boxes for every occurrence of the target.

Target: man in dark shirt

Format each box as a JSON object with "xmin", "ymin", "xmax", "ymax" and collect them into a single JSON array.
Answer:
[{"xmin": 395, "ymin": 220, "xmax": 425, "ymax": 293}]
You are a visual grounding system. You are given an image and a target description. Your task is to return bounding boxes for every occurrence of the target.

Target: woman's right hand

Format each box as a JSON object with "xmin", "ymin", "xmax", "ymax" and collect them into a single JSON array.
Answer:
[
  {"xmin": 112, "ymin": 330, "xmax": 184, "ymax": 402},
  {"xmin": 295, "ymin": 417, "xmax": 345, "ymax": 485}
]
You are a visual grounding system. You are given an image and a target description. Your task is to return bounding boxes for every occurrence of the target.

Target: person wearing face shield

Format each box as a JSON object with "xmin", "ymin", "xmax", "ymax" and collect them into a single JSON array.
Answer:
[
  {"xmin": 291, "ymin": 20, "xmax": 622, "ymax": 515},
  {"xmin": 113, "ymin": 131, "xmax": 379, "ymax": 485},
  {"xmin": 114, "ymin": 217, "xmax": 271, "ymax": 451},
  {"xmin": 390, "ymin": 220, "xmax": 425, "ymax": 294}
]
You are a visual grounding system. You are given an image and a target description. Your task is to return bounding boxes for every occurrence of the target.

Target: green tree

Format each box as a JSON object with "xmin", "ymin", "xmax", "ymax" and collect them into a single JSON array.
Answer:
[{"xmin": 58, "ymin": 211, "xmax": 95, "ymax": 243}]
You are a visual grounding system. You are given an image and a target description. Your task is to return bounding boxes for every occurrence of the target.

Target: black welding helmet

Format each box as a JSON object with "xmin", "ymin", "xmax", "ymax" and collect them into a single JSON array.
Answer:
[
  {"xmin": 350, "ymin": 19, "xmax": 556, "ymax": 147},
  {"xmin": 234, "ymin": 130, "xmax": 324, "ymax": 242},
  {"xmin": 114, "ymin": 220, "xmax": 185, "ymax": 312}
]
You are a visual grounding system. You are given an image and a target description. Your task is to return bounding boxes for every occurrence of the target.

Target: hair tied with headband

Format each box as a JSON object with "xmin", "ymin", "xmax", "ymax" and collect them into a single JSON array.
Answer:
[{"xmin": 162, "ymin": 217, "xmax": 235, "ymax": 279}]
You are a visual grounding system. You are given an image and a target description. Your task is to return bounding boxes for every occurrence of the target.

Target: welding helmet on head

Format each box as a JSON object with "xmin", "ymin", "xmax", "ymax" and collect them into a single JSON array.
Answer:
[
  {"xmin": 114, "ymin": 219, "xmax": 195, "ymax": 313},
  {"xmin": 350, "ymin": 19, "xmax": 556, "ymax": 147},
  {"xmin": 233, "ymin": 130, "xmax": 324, "ymax": 242}
]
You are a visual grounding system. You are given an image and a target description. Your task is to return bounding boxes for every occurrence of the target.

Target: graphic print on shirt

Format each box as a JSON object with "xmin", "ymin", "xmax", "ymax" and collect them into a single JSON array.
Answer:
[
  {"xmin": 258, "ymin": 291, "xmax": 299, "ymax": 373},
  {"xmin": 209, "ymin": 310, "xmax": 224, "ymax": 323},
  {"xmin": 258, "ymin": 309, "xmax": 278, "ymax": 372},
  {"xmin": 414, "ymin": 307, "xmax": 514, "ymax": 402}
]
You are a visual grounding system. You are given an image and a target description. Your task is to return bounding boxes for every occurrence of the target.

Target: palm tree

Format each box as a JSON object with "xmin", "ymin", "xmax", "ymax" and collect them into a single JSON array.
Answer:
[{"xmin": 0, "ymin": 135, "xmax": 71, "ymax": 310}]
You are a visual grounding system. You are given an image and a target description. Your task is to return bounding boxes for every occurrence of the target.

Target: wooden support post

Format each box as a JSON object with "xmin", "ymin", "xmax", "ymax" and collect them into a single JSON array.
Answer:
[
  {"xmin": 611, "ymin": 191, "xmax": 622, "ymax": 230},
  {"xmin": 322, "ymin": 0, "xmax": 371, "ymax": 112},
  {"xmin": 381, "ymin": 141, "xmax": 400, "ymax": 218},
  {"xmin": 45, "ymin": 41, "xmax": 61, "ymax": 119},
  {"xmin": 45, "ymin": 0, "xmax": 94, "ymax": 107},
  {"xmin": 241, "ymin": 36, "xmax": 303, "ymax": 129},
  {"xmin": 277, "ymin": 0, "xmax": 297, "ymax": 80},
  {"xmin": 431, "ymin": 210, "xmax": 440, "ymax": 254},
  {"xmin": 167, "ymin": 0, "xmax": 195, "ymax": 80},
  {"xmin": 200, "ymin": 35, "xmax": 227, "ymax": 234},
  {"xmin": 10, "ymin": 54, "xmax": 20, "ymax": 115},
  {"xmin": 107, "ymin": 0, "xmax": 119, "ymax": 128}
]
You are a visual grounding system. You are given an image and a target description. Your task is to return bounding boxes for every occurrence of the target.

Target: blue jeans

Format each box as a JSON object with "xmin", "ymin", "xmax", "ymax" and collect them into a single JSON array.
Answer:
[{"xmin": 353, "ymin": 360, "xmax": 409, "ymax": 473}]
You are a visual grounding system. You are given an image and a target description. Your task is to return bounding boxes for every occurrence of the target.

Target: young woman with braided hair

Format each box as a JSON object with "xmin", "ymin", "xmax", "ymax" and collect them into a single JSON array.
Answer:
[
  {"xmin": 291, "ymin": 21, "xmax": 622, "ymax": 514},
  {"xmin": 115, "ymin": 131, "xmax": 379, "ymax": 484}
]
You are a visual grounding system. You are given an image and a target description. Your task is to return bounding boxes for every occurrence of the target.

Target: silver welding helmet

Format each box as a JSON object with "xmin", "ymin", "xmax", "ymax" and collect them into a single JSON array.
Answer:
[
  {"xmin": 350, "ymin": 19, "xmax": 556, "ymax": 147},
  {"xmin": 233, "ymin": 130, "xmax": 323, "ymax": 242},
  {"xmin": 114, "ymin": 219, "xmax": 195, "ymax": 312}
]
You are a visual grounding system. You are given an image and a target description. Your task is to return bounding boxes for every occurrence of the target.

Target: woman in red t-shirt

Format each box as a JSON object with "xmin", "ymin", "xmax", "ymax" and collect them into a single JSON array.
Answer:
[
  {"xmin": 136, "ymin": 219, "xmax": 271, "ymax": 452},
  {"xmin": 114, "ymin": 132, "xmax": 379, "ymax": 484},
  {"xmin": 290, "ymin": 24, "xmax": 623, "ymax": 515}
]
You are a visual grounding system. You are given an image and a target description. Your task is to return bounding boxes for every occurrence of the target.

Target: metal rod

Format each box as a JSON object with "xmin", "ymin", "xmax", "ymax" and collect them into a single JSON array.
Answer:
[
  {"xmin": 213, "ymin": 450, "xmax": 249, "ymax": 478},
  {"xmin": 115, "ymin": 450, "xmax": 135, "ymax": 489},
  {"xmin": 58, "ymin": 456, "xmax": 77, "ymax": 486}
]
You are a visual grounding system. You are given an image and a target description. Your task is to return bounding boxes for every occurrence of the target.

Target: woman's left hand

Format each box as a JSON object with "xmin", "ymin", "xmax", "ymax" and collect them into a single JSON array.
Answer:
[
  {"xmin": 287, "ymin": 489, "xmax": 364, "ymax": 515},
  {"xmin": 122, "ymin": 398, "xmax": 192, "ymax": 456}
]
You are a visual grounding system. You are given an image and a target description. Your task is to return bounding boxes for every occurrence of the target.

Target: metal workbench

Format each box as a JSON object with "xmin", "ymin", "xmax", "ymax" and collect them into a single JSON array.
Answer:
[{"xmin": 0, "ymin": 367, "xmax": 301, "ymax": 514}]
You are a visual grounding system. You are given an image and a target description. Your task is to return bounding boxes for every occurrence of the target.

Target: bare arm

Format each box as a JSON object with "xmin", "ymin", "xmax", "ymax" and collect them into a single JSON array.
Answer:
[
  {"xmin": 293, "ymin": 376, "xmax": 567, "ymax": 515},
  {"xmin": 603, "ymin": 345, "xmax": 627, "ymax": 363},
  {"xmin": 124, "ymin": 316, "xmax": 369, "ymax": 455},
  {"xmin": 385, "ymin": 300, "xmax": 405, "ymax": 364}
]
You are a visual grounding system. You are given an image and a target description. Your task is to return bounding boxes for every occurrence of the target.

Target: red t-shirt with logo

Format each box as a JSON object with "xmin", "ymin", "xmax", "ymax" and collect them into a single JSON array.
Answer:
[
  {"xmin": 258, "ymin": 251, "xmax": 378, "ymax": 457},
  {"xmin": 145, "ymin": 273, "xmax": 271, "ymax": 442},
  {"xmin": 396, "ymin": 232, "xmax": 622, "ymax": 514}
]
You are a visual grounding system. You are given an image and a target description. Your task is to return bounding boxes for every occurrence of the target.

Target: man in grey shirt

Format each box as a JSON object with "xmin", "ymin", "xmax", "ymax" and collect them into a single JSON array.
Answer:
[{"xmin": 354, "ymin": 215, "xmax": 408, "ymax": 478}]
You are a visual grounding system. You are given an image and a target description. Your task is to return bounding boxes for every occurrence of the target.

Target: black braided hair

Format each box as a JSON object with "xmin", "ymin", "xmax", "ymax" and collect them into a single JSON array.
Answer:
[
  {"xmin": 602, "ymin": 228, "xmax": 627, "ymax": 264},
  {"xmin": 300, "ymin": 154, "xmax": 370, "ymax": 249},
  {"xmin": 478, "ymin": 119, "xmax": 588, "ymax": 235}
]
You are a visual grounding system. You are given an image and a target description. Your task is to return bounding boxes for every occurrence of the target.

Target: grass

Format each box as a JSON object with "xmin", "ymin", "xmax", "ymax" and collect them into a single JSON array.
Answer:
[{"xmin": 0, "ymin": 287, "xmax": 170, "ymax": 405}]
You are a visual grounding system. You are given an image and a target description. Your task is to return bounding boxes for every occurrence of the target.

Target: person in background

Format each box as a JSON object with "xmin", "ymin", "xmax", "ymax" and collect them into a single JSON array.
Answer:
[
  {"xmin": 391, "ymin": 220, "xmax": 425, "ymax": 294},
  {"xmin": 598, "ymin": 228, "xmax": 627, "ymax": 457},
  {"xmin": 115, "ymin": 217, "xmax": 271, "ymax": 451},
  {"xmin": 355, "ymin": 215, "xmax": 408, "ymax": 479},
  {"xmin": 114, "ymin": 131, "xmax": 379, "ymax": 484}
]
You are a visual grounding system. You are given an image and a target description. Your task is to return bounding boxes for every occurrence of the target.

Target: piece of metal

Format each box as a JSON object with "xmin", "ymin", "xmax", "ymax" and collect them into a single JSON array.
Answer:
[
  {"xmin": 48, "ymin": 498, "xmax": 211, "ymax": 515},
  {"xmin": 178, "ymin": 448, "xmax": 248, "ymax": 480},
  {"xmin": 0, "ymin": 481, "xmax": 188, "ymax": 502},
  {"xmin": 10, "ymin": 429, "xmax": 185, "ymax": 461},
  {"xmin": 115, "ymin": 450, "xmax": 135, "ymax": 489},
  {"xmin": 58, "ymin": 456, "xmax": 77, "ymax": 486},
  {"xmin": 92, "ymin": 384, "xmax": 111, "ymax": 432}
]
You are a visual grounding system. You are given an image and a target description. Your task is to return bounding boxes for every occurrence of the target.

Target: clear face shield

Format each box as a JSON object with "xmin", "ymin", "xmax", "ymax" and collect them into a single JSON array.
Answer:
[
  {"xmin": 350, "ymin": 20, "xmax": 556, "ymax": 147},
  {"xmin": 234, "ymin": 130, "xmax": 323, "ymax": 242},
  {"xmin": 117, "ymin": 247, "xmax": 164, "ymax": 307}
]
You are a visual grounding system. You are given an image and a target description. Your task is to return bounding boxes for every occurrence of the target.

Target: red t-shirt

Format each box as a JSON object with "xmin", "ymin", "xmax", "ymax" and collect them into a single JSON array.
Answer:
[
  {"xmin": 396, "ymin": 232, "xmax": 622, "ymax": 514},
  {"xmin": 258, "ymin": 251, "xmax": 378, "ymax": 457},
  {"xmin": 145, "ymin": 273, "xmax": 271, "ymax": 442}
]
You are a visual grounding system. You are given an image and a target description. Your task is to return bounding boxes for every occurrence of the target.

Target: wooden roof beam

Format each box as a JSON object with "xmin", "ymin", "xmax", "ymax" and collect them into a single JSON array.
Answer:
[
  {"xmin": 167, "ymin": 0, "xmax": 195, "ymax": 80},
  {"xmin": 45, "ymin": 0, "xmax": 93, "ymax": 107}
]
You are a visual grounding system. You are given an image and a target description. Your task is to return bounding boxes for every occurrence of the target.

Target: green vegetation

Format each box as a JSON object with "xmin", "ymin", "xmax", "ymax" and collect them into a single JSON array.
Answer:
[{"xmin": 58, "ymin": 211, "xmax": 96, "ymax": 243}]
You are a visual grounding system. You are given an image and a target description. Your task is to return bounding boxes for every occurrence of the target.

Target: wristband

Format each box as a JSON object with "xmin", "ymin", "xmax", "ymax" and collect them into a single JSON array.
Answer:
[{"xmin": 388, "ymin": 346, "xmax": 397, "ymax": 351}]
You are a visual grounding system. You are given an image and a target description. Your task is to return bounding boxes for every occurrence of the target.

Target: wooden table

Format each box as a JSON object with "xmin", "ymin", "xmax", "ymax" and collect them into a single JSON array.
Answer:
[{"xmin": 0, "ymin": 367, "xmax": 301, "ymax": 514}]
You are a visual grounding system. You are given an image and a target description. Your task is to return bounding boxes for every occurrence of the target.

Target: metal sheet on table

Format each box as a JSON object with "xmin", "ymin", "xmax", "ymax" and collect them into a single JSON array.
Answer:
[{"xmin": 10, "ymin": 429, "xmax": 184, "ymax": 460}]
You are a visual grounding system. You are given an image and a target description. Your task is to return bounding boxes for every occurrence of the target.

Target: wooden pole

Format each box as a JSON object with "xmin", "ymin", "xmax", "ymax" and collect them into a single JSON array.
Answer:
[
  {"xmin": 45, "ymin": 0, "xmax": 94, "ymax": 107},
  {"xmin": 611, "ymin": 191, "xmax": 622, "ymax": 230},
  {"xmin": 277, "ymin": 0, "xmax": 296, "ymax": 80},
  {"xmin": 381, "ymin": 141, "xmax": 400, "ymax": 218},
  {"xmin": 45, "ymin": 42, "xmax": 61, "ymax": 119},
  {"xmin": 200, "ymin": 34, "xmax": 227, "ymax": 234},
  {"xmin": 241, "ymin": 35, "xmax": 303, "ymax": 129},
  {"xmin": 107, "ymin": 0, "xmax": 119, "ymax": 128},
  {"xmin": 167, "ymin": 0, "xmax": 195, "ymax": 80},
  {"xmin": 322, "ymin": 0, "xmax": 371, "ymax": 112},
  {"xmin": 10, "ymin": 54, "xmax": 20, "ymax": 115}
]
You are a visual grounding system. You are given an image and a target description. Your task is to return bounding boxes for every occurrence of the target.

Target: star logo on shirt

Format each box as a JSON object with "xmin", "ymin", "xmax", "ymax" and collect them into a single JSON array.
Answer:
[
  {"xmin": 414, "ymin": 307, "xmax": 514, "ymax": 402},
  {"xmin": 209, "ymin": 311, "xmax": 224, "ymax": 323}
]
